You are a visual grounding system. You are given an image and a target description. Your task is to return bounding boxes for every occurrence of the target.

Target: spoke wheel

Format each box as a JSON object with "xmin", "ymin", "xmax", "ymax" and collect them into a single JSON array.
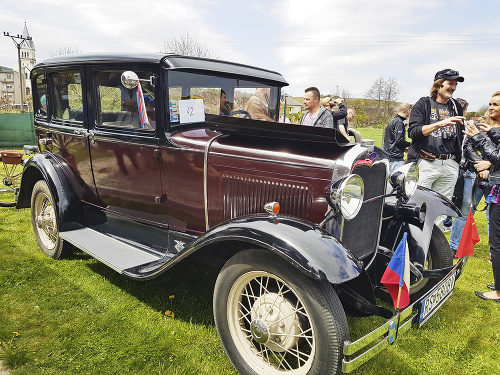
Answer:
[
  {"xmin": 31, "ymin": 180, "xmax": 72, "ymax": 259},
  {"xmin": 214, "ymin": 249, "xmax": 349, "ymax": 375}
]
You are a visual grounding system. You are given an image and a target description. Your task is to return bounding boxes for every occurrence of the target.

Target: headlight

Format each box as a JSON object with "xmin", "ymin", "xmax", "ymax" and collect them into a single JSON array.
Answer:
[
  {"xmin": 326, "ymin": 174, "xmax": 364, "ymax": 220},
  {"xmin": 389, "ymin": 163, "xmax": 419, "ymax": 197}
]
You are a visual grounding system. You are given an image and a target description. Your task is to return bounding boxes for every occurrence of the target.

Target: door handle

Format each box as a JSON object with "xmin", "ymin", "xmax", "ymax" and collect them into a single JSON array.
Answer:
[{"xmin": 74, "ymin": 129, "xmax": 95, "ymax": 138}]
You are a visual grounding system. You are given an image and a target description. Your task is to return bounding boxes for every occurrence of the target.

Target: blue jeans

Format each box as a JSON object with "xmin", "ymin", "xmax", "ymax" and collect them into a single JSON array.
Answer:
[
  {"xmin": 389, "ymin": 160, "xmax": 405, "ymax": 175},
  {"xmin": 449, "ymin": 170, "xmax": 489, "ymax": 250}
]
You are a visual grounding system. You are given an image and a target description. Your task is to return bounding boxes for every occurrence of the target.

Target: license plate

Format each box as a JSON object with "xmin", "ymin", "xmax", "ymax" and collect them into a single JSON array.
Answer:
[{"xmin": 418, "ymin": 270, "xmax": 456, "ymax": 326}]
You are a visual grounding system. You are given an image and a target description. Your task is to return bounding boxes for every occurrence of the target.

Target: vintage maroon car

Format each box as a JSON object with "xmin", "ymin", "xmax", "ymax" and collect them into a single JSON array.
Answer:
[{"xmin": 19, "ymin": 53, "xmax": 465, "ymax": 374}]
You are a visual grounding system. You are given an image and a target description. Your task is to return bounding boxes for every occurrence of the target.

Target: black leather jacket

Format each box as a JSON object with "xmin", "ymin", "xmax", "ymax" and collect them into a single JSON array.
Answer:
[{"xmin": 470, "ymin": 129, "xmax": 500, "ymax": 185}]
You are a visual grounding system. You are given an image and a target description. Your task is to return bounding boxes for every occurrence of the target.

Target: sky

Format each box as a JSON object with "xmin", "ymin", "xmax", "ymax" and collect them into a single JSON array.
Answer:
[{"xmin": 1, "ymin": 0, "xmax": 499, "ymax": 111}]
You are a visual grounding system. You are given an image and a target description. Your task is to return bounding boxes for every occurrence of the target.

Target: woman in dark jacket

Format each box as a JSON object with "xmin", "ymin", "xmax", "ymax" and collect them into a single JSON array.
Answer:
[{"xmin": 463, "ymin": 91, "xmax": 500, "ymax": 301}]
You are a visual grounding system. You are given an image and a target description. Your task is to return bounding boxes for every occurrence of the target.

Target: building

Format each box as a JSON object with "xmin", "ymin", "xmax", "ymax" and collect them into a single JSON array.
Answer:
[
  {"xmin": 0, "ymin": 66, "xmax": 15, "ymax": 104},
  {"xmin": 1, "ymin": 22, "xmax": 36, "ymax": 106}
]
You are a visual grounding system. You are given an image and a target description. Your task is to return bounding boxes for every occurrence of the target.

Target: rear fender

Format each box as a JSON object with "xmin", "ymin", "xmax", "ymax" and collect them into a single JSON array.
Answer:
[
  {"xmin": 17, "ymin": 153, "xmax": 86, "ymax": 231},
  {"xmin": 185, "ymin": 215, "xmax": 363, "ymax": 285}
]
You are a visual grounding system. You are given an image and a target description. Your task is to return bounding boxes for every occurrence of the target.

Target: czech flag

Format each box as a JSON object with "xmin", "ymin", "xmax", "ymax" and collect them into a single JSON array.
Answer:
[
  {"xmin": 455, "ymin": 207, "xmax": 480, "ymax": 258},
  {"xmin": 381, "ymin": 233, "xmax": 410, "ymax": 310}
]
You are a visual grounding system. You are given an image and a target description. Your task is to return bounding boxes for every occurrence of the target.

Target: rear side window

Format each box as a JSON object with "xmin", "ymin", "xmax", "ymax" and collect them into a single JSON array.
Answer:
[
  {"xmin": 33, "ymin": 72, "xmax": 47, "ymax": 119},
  {"xmin": 95, "ymin": 70, "xmax": 156, "ymax": 131},
  {"xmin": 50, "ymin": 70, "xmax": 84, "ymax": 123}
]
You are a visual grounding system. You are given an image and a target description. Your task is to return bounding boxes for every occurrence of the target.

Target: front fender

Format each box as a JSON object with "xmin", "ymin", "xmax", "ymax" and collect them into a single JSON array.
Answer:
[
  {"xmin": 187, "ymin": 215, "xmax": 363, "ymax": 284},
  {"xmin": 382, "ymin": 186, "xmax": 461, "ymax": 271},
  {"xmin": 17, "ymin": 153, "xmax": 85, "ymax": 231}
]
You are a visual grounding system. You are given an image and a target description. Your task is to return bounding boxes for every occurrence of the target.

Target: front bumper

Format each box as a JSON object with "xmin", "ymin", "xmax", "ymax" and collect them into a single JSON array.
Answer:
[{"xmin": 342, "ymin": 256, "xmax": 467, "ymax": 373}]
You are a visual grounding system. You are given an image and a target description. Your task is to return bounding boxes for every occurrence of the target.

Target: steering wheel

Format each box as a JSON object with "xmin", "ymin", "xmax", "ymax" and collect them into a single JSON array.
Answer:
[{"xmin": 230, "ymin": 110, "xmax": 252, "ymax": 119}]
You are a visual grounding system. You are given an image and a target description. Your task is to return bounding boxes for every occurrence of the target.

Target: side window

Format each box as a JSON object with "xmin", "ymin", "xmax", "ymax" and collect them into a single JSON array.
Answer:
[
  {"xmin": 50, "ymin": 70, "xmax": 84, "ymax": 123},
  {"xmin": 33, "ymin": 73, "xmax": 47, "ymax": 119},
  {"xmin": 167, "ymin": 71, "xmax": 279, "ymax": 126},
  {"xmin": 95, "ymin": 70, "xmax": 156, "ymax": 130}
]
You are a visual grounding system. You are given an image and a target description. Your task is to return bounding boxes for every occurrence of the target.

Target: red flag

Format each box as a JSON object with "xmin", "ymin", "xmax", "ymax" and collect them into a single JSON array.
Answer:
[
  {"xmin": 455, "ymin": 207, "xmax": 480, "ymax": 258},
  {"xmin": 381, "ymin": 233, "xmax": 410, "ymax": 310}
]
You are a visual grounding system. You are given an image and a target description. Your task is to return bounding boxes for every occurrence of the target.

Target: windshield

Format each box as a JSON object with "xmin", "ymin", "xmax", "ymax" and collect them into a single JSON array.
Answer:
[{"xmin": 167, "ymin": 71, "xmax": 280, "ymax": 126}]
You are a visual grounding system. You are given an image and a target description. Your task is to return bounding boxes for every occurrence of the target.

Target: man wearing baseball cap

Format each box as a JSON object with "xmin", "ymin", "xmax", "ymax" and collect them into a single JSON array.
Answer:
[{"xmin": 406, "ymin": 69, "xmax": 465, "ymax": 228}]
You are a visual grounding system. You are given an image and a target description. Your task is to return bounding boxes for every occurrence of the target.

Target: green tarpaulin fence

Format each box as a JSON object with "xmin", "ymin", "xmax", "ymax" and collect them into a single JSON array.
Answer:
[{"xmin": 0, "ymin": 113, "xmax": 36, "ymax": 148}]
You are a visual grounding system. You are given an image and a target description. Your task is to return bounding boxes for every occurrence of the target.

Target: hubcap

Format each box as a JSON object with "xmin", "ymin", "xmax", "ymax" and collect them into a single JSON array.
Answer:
[
  {"xmin": 34, "ymin": 192, "xmax": 57, "ymax": 250},
  {"xmin": 250, "ymin": 319, "xmax": 269, "ymax": 344}
]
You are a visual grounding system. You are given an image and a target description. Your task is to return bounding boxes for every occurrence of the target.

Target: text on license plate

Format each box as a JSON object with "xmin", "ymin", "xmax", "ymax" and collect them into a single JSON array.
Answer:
[{"xmin": 418, "ymin": 271, "xmax": 456, "ymax": 326}]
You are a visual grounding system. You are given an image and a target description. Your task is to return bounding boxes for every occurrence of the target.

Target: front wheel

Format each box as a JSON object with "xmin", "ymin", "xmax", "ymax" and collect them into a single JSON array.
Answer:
[
  {"xmin": 214, "ymin": 249, "xmax": 349, "ymax": 375},
  {"xmin": 379, "ymin": 225, "xmax": 454, "ymax": 303},
  {"xmin": 31, "ymin": 180, "xmax": 72, "ymax": 259}
]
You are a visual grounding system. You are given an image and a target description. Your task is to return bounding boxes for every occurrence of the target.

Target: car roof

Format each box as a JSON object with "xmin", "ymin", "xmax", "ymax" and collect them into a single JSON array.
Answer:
[{"xmin": 33, "ymin": 53, "xmax": 288, "ymax": 86}]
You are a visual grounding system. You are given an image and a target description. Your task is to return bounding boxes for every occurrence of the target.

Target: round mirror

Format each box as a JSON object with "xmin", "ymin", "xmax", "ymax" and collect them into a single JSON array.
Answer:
[{"xmin": 121, "ymin": 71, "xmax": 140, "ymax": 89}]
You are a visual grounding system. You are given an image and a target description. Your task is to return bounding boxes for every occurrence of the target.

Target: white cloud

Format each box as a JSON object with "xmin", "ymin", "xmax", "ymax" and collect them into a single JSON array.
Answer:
[{"xmin": 1, "ymin": 0, "xmax": 499, "ymax": 110}]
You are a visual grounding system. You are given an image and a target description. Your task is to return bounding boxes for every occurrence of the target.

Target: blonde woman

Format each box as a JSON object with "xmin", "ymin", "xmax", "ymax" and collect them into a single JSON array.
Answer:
[{"xmin": 463, "ymin": 91, "xmax": 500, "ymax": 301}]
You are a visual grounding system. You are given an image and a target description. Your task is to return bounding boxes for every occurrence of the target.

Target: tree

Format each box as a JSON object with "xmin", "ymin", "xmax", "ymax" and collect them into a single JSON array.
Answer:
[
  {"xmin": 160, "ymin": 33, "xmax": 218, "ymax": 59},
  {"xmin": 365, "ymin": 77, "xmax": 386, "ymax": 105},
  {"xmin": 383, "ymin": 78, "xmax": 401, "ymax": 113},
  {"xmin": 49, "ymin": 46, "xmax": 82, "ymax": 57},
  {"xmin": 364, "ymin": 77, "xmax": 402, "ymax": 125}
]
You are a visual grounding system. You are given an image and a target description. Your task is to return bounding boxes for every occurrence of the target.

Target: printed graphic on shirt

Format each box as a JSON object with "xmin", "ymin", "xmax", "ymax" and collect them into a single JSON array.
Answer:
[{"xmin": 429, "ymin": 102, "xmax": 456, "ymax": 139}]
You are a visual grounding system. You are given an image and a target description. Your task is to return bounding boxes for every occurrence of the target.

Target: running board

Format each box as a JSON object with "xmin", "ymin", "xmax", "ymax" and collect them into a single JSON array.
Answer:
[{"xmin": 59, "ymin": 228, "xmax": 173, "ymax": 277}]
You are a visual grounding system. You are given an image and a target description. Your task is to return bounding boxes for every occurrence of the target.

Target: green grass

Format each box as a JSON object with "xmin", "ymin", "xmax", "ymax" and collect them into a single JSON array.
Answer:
[{"xmin": 1, "ymin": 130, "xmax": 499, "ymax": 374}]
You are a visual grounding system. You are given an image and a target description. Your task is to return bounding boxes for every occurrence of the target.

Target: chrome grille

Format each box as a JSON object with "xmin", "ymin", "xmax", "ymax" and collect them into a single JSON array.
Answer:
[
  {"xmin": 341, "ymin": 162, "xmax": 387, "ymax": 259},
  {"xmin": 222, "ymin": 175, "xmax": 310, "ymax": 220}
]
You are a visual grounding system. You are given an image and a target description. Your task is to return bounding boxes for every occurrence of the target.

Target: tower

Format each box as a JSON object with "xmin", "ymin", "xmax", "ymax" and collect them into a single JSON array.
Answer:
[{"xmin": 20, "ymin": 22, "xmax": 36, "ymax": 97}]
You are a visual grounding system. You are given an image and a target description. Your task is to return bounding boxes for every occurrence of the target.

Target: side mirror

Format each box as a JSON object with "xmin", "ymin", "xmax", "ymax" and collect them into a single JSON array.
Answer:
[{"xmin": 121, "ymin": 71, "xmax": 140, "ymax": 89}]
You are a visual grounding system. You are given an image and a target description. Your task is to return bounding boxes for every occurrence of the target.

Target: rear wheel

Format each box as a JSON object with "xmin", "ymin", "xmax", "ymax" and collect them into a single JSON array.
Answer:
[
  {"xmin": 214, "ymin": 249, "xmax": 349, "ymax": 375},
  {"xmin": 30, "ymin": 180, "xmax": 73, "ymax": 259}
]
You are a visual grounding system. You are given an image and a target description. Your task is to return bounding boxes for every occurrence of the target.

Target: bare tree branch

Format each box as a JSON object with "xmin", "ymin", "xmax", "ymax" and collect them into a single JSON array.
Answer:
[{"xmin": 160, "ymin": 33, "xmax": 219, "ymax": 59}]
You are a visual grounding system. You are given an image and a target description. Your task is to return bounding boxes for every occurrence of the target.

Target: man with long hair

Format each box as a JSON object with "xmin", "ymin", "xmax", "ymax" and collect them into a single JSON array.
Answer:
[{"xmin": 407, "ymin": 69, "xmax": 466, "ymax": 217}]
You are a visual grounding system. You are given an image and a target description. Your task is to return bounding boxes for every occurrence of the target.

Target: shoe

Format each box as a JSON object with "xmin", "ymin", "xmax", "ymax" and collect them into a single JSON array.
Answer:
[
  {"xmin": 475, "ymin": 291, "xmax": 500, "ymax": 301},
  {"xmin": 443, "ymin": 216, "xmax": 453, "ymax": 227},
  {"xmin": 442, "ymin": 226, "xmax": 451, "ymax": 233},
  {"xmin": 487, "ymin": 285, "xmax": 495, "ymax": 290}
]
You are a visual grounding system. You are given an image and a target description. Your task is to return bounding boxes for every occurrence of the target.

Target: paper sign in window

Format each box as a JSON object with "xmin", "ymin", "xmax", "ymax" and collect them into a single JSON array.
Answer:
[{"xmin": 178, "ymin": 99, "xmax": 205, "ymax": 124}]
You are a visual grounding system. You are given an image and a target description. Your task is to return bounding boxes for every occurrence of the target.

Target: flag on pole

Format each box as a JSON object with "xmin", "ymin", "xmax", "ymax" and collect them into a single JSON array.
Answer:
[
  {"xmin": 381, "ymin": 233, "xmax": 411, "ymax": 310},
  {"xmin": 455, "ymin": 207, "xmax": 480, "ymax": 258},
  {"xmin": 136, "ymin": 83, "xmax": 149, "ymax": 128}
]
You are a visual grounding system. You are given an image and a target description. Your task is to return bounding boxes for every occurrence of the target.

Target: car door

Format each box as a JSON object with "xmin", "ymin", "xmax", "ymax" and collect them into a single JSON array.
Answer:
[
  {"xmin": 46, "ymin": 67, "xmax": 98, "ymax": 203},
  {"xmin": 87, "ymin": 66, "xmax": 167, "ymax": 226}
]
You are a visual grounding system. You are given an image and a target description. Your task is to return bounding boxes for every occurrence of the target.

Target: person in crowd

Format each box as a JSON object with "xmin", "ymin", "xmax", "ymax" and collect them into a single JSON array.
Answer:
[
  {"xmin": 219, "ymin": 90, "xmax": 230, "ymax": 115},
  {"xmin": 448, "ymin": 99, "xmax": 487, "ymax": 249},
  {"xmin": 300, "ymin": 87, "xmax": 333, "ymax": 128},
  {"xmin": 322, "ymin": 96, "xmax": 349, "ymax": 138},
  {"xmin": 245, "ymin": 87, "xmax": 273, "ymax": 121},
  {"xmin": 384, "ymin": 103, "xmax": 411, "ymax": 174},
  {"xmin": 407, "ymin": 69, "xmax": 465, "ymax": 227},
  {"xmin": 462, "ymin": 91, "xmax": 500, "ymax": 301},
  {"xmin": 346, "ymin": 108, "xmax": 356, "ymax": 127}
]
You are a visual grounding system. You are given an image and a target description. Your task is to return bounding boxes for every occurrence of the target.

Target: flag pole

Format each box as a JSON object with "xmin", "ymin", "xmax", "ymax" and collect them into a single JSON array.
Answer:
[
  {"xmin": 395, "ymin": 286, "xmax": 402, "ymax": 340},
  {"xmin": 396, "ymin": 286, "xmax": 401, "ymax": 310}
]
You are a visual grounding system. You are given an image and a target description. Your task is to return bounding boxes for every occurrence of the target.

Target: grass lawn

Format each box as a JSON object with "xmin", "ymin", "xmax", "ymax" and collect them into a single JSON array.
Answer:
[{"xmin": 1, "ymin": 131, "xmax": 499, "ymax": 374}]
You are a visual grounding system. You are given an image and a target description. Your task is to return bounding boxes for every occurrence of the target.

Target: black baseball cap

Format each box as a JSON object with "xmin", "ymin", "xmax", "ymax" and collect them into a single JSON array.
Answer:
[{"xmin": 434, "ymin": 69, "xmax": 464, "ymax": 82}]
